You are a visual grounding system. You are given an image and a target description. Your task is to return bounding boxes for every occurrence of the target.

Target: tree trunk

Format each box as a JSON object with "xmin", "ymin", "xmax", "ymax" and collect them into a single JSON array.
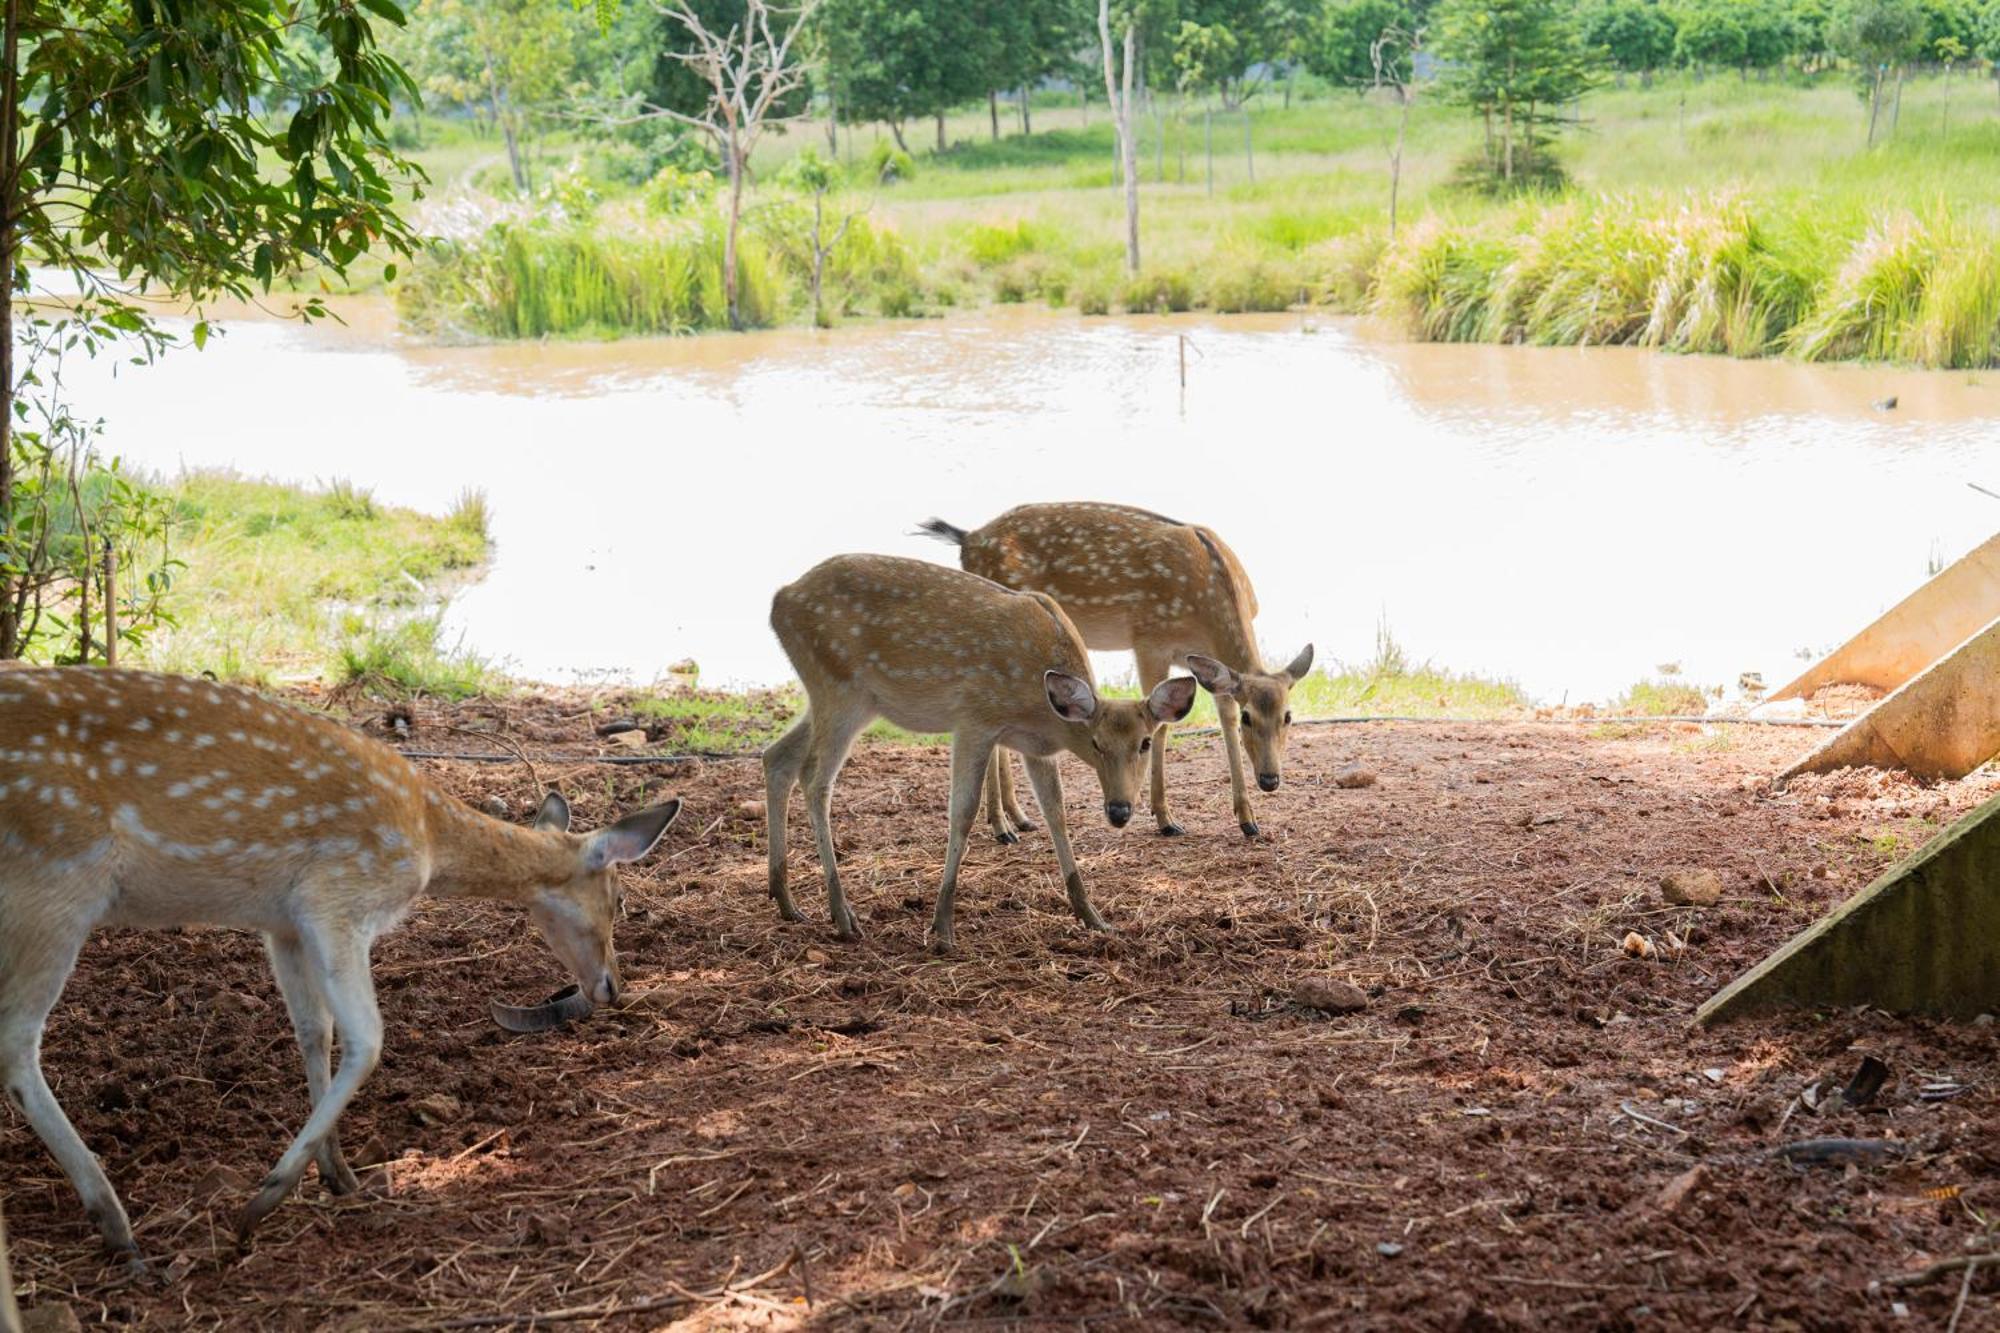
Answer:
[
  {"xmin": 890, "ymin": 119, "xmax": 908, "ymax": 153},
  {"xmin": 485, "ymin": 53, "xmax": 527, "ymax": 192},
  {"xmin": 935, "ymin": 111, "xmax": 946, "ymax": 152},
  {"xmin": 1099, "ymin": 0, "xmax": 1139, "ymax": 274},
  {"xmin": 1889, "ymin": 65, "xmax": 1904, "ymax": 137},
  {"xmin": 989, "ymin": 89, "xmax": 1000, "ymax": 140},
  {"xmin": 1502, "ymin": 100, "xmax": 1515, "ymax": 182},
  {"xmin": 0, "ymin": 0, "xmax": 20, "ymax": 660},
  {"xmin": 1866, "ymin": 65, "xmax": 1883, "ymax": 146},
  {"xmin": 1019, "ymin": 86, "xmax": 1030, "ymax": 134},
  {"xmin": 1242, "ymin": 109, "xmax": 1253, "ymax": 183},
  {"xmin": 723, "ymin": 139, "xmax": 744, "ymax": 330},
  {"xmin": 825, "ymin": 84, "xmax": 838, "ymax": 154},
  {"xmin": 1388, "ymin": 83, "xmax": 1410, "ymax": 241},
  {"xmin": 809, "ymin": 190, "xmax": 826, "ymax": 327}
]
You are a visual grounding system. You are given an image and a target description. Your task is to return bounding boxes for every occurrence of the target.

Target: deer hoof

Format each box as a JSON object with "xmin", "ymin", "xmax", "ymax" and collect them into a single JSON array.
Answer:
[
  {"xmin": 1240, "ymin": 820, "xmax": 1260, "ymax": 839},
  {"xmin": 1158, "ymin": 822, "xmax": 1185, "ymax": 837},
  {"xmin": 1011, "ymin": 818, "xmax": 1037, "ymax": 833},
  {"xmin": 993, "ymin": 828, "xmax": 1018, "ymax": 845}
]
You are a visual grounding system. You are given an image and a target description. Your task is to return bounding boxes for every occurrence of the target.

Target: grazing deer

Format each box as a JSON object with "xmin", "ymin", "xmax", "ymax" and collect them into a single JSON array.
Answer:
[
  {"xmin": 765, "ymin": 555, "xmax": 1199, "ymax": 951},
  {"xmin": 0, "ymin": 668, "xmax": 681, "ymax": 1264},
  {"xmin": 919, "ymin": 503, "xmax": 1312, "ymax": 839}
]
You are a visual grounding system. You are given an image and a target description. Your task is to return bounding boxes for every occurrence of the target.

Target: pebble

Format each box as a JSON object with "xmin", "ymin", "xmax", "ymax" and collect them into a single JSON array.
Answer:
[
  {"xmin": 1660, "ymin": 868, "xmax": 1723, "ymax": 907},
  {"xmin": 1292, "ymin": 977, "xmax": 1370, "ymax": 1014},
  {"xmin": 1331, "ymin": 765, "xmax": 1378, "ymax": 789}
]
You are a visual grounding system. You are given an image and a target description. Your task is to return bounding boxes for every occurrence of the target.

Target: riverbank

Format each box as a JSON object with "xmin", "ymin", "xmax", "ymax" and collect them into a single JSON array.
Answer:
[{"xmin": 379, "ymin": 77, "xmax": 2000, "ymax": 367}]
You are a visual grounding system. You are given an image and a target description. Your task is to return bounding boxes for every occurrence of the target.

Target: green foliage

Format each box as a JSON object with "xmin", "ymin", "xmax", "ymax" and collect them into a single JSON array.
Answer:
[
  {"xmin": 1434, "ymin": 0, "xmax": 1599, "ymax": 188},
  {"xmin": 1583, "ymin": 0, "xmax": 1678, "ymax": 72},
  {"xmin": 642, "ymin": 165, "xmax": 719, "ymax": 216},
  {"xmin": 1310, "ymin": 0, "xmax": 1424, "ymax": 87},
  {"xmin": 865, "ymin": 140, "xmax": 918, "ymax": 183},
  {"xmin": 1121, "ymin": 267, "xmax": 1198, "ymax": 313},
  {"xmin": 143, "ymin": 474, "xmax": 489, "ymax": 681},
  {"xmin": 1617, "ymin": 678, "xmax": 1712, "ymax": 715},
  {"xmin": 398, "ymin": 213, "xmax": 779, "ymax": 338},
  {"xmin": 336, "ymin": 612, "xmax": 499, "ymax": 700}
]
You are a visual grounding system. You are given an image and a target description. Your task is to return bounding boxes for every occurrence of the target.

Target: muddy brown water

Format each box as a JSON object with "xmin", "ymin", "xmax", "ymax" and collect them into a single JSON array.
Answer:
[{"xmin": 60, "ymin": 302, "xmax": 1998, "ymax": 700}]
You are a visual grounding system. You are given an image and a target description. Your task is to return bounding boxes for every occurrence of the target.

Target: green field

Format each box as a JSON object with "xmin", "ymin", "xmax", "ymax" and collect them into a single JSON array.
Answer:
[{"xmin": 385, "ymin": 73, "xmax": 2000, "ymax": 363}]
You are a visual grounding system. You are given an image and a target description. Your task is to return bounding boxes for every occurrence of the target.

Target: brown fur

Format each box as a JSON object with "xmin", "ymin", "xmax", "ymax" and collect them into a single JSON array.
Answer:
[
  {"xmin": 764, "ymin": 555, "xmax": 1195, "ymax": 951},
  {"xmin": 938, "ymin": 503, "xmax": 1311, "ymax": 837},
  {"xmin": 0, "ymin": 668, "xmax": 678, "ymax": 1260}
]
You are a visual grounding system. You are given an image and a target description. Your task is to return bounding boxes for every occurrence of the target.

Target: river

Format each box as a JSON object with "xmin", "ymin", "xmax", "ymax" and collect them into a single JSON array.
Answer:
[{"xmin": 59, "ymin": 300, "xmax": 1998, "ymax": 704}]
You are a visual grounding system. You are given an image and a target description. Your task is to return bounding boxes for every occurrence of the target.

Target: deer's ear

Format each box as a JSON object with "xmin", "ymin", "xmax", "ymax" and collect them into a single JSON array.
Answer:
[
  {"xmin": 1044, "ymin": 670, "xmax": 1098, "ymax": 723},
  {"xmin": 1147, "ymin": 675, "xmax": 1199, "ymax": 724},
  {"xmin": 583, "ymin": 799, "xmax": 682, "ymax": 872},
  {"xmin": 533, "ymin": 791, "xmax": 572, "ymax": 832},
  {"xmin": 1281, "ymin": 644, "xmax": 1315, "ymax": 683},
  {"xmin": 1184, "ymin": 654, "xmax": 1242, "ymax": 697}
]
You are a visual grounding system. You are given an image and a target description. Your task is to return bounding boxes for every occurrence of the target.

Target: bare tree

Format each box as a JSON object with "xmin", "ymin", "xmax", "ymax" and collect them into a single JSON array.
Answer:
[
  {"xmin": 1099, "ymin": 0, "xmax": 1140, "ymax": 274},
  {"xmin": 647, "ymin": 0, "xmax": 822, "ymax": 329},
  {"xmin": 1371, "ymin": 23, "xmax": 1426, "ymax": 242}
]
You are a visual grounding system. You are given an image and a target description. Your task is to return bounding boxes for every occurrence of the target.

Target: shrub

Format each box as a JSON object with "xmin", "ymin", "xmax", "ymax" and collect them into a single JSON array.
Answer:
[
  {"xmin": 1120, "ymin": 268, "xmax": 1196, "ymax": 314},
  {"xmin": 866, "ymin": 140, "xmax": 916, "ymax": 184},
  {"xmin": 1203, "ymin": 253, "xmax": 1302, "ymax": 313}
]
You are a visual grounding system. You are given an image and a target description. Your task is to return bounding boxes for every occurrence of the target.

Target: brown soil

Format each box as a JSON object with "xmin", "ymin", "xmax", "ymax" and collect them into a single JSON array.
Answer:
[{"xmin": 5, "ymin": 693, "xmax": 1998, "ymax": 1331}]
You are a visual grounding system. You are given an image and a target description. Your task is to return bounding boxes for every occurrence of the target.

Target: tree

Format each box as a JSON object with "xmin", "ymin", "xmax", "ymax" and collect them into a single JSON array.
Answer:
[
  {"xmin": 1433, "ymin": 0, "xmax": 1596, "ymax": 188},
  {"xmin": 1305, "ymin": 1, "xmax": 1429, "ymax": 234},
  {"xmin": 1101, "ymin": 0, "xmax": 1141, "ymax": 273},
  {"xmin": 817, "ymin": 0, "xmax": 991, "ymax": 152},
  {"xmin": 1582, "ymin": 0, "xmax": 1676, "ymax": 77},
  {"xmin": 1673, "ymin": 2, "xmax": 1748, "ymax": 70},
  {"xmin": 645, "ymin": 0, "xmax": 821, "ymax": 329},
  {"xmin": 1831, "ymin": 0, "xmax": 1923, "ymax": 143},
  {"xmin": 393, "ymin": 0, "xmax": 578, "ymax": 191},
  {"xmin": 1, "ymin": 0, "xmax": 419, "ymax": 660},
  {"xmin": 775, "ymin": 146, "xmax": 865, "ymax": 325}
]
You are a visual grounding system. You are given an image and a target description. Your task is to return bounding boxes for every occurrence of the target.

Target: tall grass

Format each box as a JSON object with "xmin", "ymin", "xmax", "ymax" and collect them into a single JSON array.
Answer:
[{"xmin": 1373, "ymin": 194, "xmax": 2000, "ymax": 368}]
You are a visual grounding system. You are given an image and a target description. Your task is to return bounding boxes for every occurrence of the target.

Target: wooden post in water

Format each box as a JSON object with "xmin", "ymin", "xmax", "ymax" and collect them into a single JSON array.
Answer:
[{"xmin": 102, "ymin": 543, "xmax": 117, "ymax": 668}]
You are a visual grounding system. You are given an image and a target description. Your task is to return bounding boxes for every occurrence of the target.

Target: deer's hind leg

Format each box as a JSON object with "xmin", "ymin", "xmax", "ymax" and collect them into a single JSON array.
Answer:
[
  {"xmin": 983, "ymin": 749, "xmax": 1036, "ymax": 844},
  {"xmin": 0, "ymin": 879, "xmax": 139, "ymax": 1265},
  {"xmin": 265, "ymin": 932, "xmax": 360, "ymax": 1195},
  {"xmin": 763, "ymin": 714, "xmax": 814, "ymax": 922}
]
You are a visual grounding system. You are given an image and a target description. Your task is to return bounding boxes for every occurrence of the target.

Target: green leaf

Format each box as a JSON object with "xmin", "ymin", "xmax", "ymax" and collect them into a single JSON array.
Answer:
[{"xmin": 191, "ymin": 320, "xmax": 209, "ymax": 350}]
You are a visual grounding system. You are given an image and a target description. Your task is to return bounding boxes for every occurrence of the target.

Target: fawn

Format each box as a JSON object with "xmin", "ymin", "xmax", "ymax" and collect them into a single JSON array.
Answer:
[
  {"xmin": 920, "ymin": 503, "xmax": 1311, "ymax": 838},
  {"xmin": 0, "ymin": 668, "xmax": 680, "ymax": 1264},
  {"xmin": 765, "ymin": 555, "xmax": 1198, "ymax": 951}
]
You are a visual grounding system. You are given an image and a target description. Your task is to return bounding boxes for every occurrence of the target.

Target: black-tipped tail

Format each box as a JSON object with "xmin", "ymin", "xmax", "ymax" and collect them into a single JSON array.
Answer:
[{"xmin": 915, "ymin": 517, "xmax": 970, "ymax": 547}]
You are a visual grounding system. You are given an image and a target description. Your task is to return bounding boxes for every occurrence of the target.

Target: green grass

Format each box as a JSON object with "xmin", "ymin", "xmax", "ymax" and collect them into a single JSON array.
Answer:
[
  {"xmin": 1615, "ymin": 678, "xmax": 1715, "ymax": 716},
  {"xmin": 335, "ymin": 612, "xmax": 501, "ymax": 701},
  {"xmin": 391, "ymin": 72, "xmax": 2000, "ymax": 366},
  {"xmin": 138, "ymin": 472, "xmax": 491, "ymax": 686}
]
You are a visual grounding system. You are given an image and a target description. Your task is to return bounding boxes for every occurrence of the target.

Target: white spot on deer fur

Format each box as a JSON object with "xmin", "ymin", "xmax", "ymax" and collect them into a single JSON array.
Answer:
[
  {"xmin": 137, "ymin": 763, "xmax": 158, "ymax": 777},
  {"xmin": 130, "ymin": 717, "xmax": 152, "ymax": 732}
]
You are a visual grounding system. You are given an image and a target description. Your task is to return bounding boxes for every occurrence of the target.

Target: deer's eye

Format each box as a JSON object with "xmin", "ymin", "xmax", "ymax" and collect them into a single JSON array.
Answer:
[
  {"xmin": 1284, "ymin": 710, "xmax": 1293, "ymax": 726},
  {"xmin": 1140, "ymin": 737, "xmax": 1152, "ymax": 753}
]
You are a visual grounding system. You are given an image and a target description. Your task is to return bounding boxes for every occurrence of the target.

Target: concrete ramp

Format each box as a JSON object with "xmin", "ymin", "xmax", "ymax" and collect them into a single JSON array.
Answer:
[
  {"xmin": 1778, "ymin": 614, "xmax": 2000, "ymax": 782},
  {"xmin": 1698, "ymin": 789, "xmax": 2000, "ymax": 1023},
  {"xmin": 1771, "ymin": 530, "xmax": 2000, "ymax": 702}
]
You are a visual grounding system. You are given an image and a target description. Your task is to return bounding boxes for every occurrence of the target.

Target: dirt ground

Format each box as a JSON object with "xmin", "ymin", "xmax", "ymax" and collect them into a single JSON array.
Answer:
[{"xmin": 4, "ymin": 692, "xmax": 1999, "ymax": 1331}]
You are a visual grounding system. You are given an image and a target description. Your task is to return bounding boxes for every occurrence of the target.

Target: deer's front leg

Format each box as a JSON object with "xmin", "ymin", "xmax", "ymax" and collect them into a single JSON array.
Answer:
[
  {"xmin": 1135, "ymin": 646, "xmax": 1184, "ymax": 836},
  {"xmin": 1021, "ymin": 754, "xmax": 1109, "ymax": 933},
  {"xmin": 931, "ymin": 734, "xmax": 995, "ymax": 953},
  {"xmin": 265, "ymin": 933, "xmax": 360, "ymax": 1195},
  {"xmin": 1215, "ymin": 697, "xmax": 1259, "ymax": 837}
]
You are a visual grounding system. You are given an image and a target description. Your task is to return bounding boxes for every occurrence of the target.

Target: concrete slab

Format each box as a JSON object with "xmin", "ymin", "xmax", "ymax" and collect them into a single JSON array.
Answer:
[
  {"xmin": 1698, "ymin": 788, "xmax": 2000, "ymax": 1023},
  {"xmin": 1771, "ymin": 530, "xmax": 2000, "ymax": 702},
  {"xmin": 1778, "ymin": 614, "xmax": 2000, "ymax": 782}
]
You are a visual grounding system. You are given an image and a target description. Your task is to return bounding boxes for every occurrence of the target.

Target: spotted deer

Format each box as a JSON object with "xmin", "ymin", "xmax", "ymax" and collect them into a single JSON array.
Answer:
[
  {"xmin": 765, "ymin": 555, "xmax": 1200, "ymax": 952},
  {"xmin": 0, "ymin": 668, "xmax": 681, "ymax": 1264},
  {"xmin": 919, "ymin": 503, "xmax": 1312, "ymax": 839}
]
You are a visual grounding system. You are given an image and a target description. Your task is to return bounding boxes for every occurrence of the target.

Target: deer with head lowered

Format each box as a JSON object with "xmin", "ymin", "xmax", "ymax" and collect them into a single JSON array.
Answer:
[
  {"xmin": 0, "ymin": 668, "xmax": 681, "ymax": 1265},
  {"xmin": 765, "ymin": 555, "xmax": 1200, "ymax": 952},
  {"xmin": 919, "ymin": 503, "xmax": 1312, "ymax": 839}
]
